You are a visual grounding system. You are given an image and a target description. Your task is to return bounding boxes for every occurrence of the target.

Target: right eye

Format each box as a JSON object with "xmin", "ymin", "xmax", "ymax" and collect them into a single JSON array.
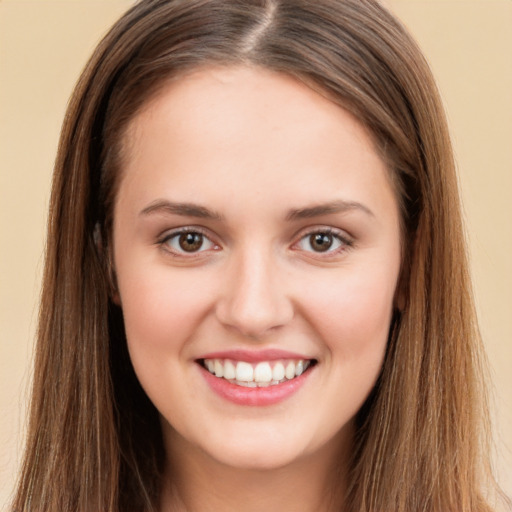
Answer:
[{"xmin": 160, "ymin": 229, "xmax": 218, "ymax": 256}]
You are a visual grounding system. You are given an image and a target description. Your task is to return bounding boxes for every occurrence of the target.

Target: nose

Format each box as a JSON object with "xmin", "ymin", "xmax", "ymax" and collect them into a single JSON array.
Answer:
[{"xmin": 215, "ymin": 248, "xmax": 294, "ymax": 339}]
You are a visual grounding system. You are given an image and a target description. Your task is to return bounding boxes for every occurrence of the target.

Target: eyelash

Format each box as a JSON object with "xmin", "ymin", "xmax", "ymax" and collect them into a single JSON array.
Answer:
[
  {"xmin": 292, "ymin": 227, "xmax": 354, "ymax": 257},
  {"xmin": 157, "ymin": 226, "xmax": 354, "ymax": 259},
  {"xmin": 157, "ymin": 227, "xmax": 218, "ymax": 258}
]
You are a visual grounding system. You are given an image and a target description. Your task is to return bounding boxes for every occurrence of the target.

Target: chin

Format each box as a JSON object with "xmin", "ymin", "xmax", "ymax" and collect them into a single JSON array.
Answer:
[
  {"xmin": 206, "ymin": 442, "xmax": 305, "ymax": 471},
  {"xmin": 195, "ymin": 422, "xmax": 338, "ymax": 472}
]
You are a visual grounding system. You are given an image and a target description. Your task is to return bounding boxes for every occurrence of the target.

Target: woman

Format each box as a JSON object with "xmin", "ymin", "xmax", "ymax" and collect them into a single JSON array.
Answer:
[{"xmin": 11, "ymin": 0, "xmax": 505, "ymax": 511}]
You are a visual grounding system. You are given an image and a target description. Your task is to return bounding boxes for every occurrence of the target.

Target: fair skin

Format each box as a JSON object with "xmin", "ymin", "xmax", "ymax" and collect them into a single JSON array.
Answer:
[{"xmin": 112, "ymin": 66, "xmax": 402, "ymax": 511}]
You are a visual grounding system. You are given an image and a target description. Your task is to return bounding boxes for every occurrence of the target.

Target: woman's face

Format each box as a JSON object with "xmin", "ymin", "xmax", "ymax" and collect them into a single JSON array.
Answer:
[{"xmin": 112, "ymin": 66, "xmax": 402, "ymax": 470}]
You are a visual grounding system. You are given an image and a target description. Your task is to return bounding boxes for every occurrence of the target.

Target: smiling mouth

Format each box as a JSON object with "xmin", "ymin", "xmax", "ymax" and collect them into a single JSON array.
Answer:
[{"xmin": 199, "ymin": 358, "xmax": 317, "ymax": 387}]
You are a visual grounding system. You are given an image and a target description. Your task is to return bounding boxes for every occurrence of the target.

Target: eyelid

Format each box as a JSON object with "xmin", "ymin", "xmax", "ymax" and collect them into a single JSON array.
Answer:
[
  {"xmin": 291, "ymin": 226, "xmax": 354, "ymax": 256},
  {"xmin": 157, "ymin": 226, "xmax": 220, "ymax": 256}
]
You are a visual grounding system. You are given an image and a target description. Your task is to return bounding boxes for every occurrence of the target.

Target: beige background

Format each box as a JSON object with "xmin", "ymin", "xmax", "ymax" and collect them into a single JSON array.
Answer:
[{"xmin": 0, "ymin": 0, "xmax": 510, "ymax": 508}]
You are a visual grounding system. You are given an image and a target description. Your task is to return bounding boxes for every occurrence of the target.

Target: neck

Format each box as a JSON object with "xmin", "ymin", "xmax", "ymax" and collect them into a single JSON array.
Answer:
[{"xmin": 159, "ymin": 427, "xmax": 352, "ymax": 512}]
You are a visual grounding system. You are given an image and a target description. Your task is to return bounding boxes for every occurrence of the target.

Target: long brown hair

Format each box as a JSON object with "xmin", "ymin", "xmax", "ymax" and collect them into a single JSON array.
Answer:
[{"xmin": 12, "ymin": 1, "xmax": 503, "ymax": 510}]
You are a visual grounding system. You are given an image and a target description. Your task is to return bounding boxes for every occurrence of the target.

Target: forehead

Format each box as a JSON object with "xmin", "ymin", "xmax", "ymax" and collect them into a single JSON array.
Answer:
[
  {"xmin": 122, "ymin": 65, "xmax": 378, "ymax": 160},
  {"xmin": 116, "ymin": 65, "xmax": 397, "ymax": 223}
]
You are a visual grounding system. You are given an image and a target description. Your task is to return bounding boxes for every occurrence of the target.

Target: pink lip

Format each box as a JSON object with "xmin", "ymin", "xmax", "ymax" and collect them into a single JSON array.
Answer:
[
  {"xmin": 197, "ymin": 362, "xmax": 314, "ymax": 406},
  {"xmin": 198, "ymin": 349, "xmax": 312, "ymax": 363}
]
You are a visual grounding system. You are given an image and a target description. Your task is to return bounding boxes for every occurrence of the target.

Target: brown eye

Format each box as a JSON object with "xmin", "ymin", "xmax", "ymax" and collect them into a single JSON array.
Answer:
[
  {"xmin": 179, "ymin": 232, "xmax": 204, "ymax": 252},
  {"xmin": 295, "ymin": 229, "xmax": 349, "ymax": 255},
  {"xmin": 309, "ymin": 233, "xmax": 333, "ymax": 252},
  {"xmin": 162, "ymin": 230, "xmax": 216, "ymax": 255}
]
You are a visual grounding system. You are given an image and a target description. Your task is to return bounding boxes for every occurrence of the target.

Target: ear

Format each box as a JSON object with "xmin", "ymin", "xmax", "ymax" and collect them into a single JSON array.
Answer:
[
  {"xmin": 107, "ymin": 256, "xmax": 122, "ymax": 306},
  {"xmin": 94, "ymin": 223, "xmax": 121, "ymax": 305},
  {"xmin": 394, "ymin": 275, "xmax": 407, "ymax": 312}
]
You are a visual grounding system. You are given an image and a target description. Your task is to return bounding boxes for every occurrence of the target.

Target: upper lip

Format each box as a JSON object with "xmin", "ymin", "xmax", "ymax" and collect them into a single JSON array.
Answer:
[{"xmin": 197, "ymin": 349, "xmax": 315, "ymax": 363}]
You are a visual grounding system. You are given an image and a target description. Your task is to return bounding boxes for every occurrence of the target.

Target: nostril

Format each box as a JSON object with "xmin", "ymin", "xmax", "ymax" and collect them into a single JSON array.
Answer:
[
  {"xmin": 215, "ymin": 302, "xmax": 294, "ymax": 340},
  {"xmin": 214, "ymin": 265, "xmax": 294, "ymax": 338}
]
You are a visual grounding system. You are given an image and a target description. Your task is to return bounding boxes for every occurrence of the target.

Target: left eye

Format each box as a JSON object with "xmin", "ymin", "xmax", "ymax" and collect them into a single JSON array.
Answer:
[
  {"xmin": 162, "ymin": 230, "xmax": 216, "ymax": 254},
  {"xmin": 296, "ymin": 231, "xmax": 347, "ymax": 253}
]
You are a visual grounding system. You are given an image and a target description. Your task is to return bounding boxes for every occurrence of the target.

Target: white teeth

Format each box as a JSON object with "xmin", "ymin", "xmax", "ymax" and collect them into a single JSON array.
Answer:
[
  {"xmin": 214, "ymin": 359, "xmax": 224, "ymax": 378},
  {"xmin": 235, "ymin": 361, "xmax": 254, "ymax": 382},
  {"xmin": 203, "ymin": 358, "xmax": 313, "ymax": 386},
  {"xmin": 254, "ymin": 362, "xmax": 272, "ymax": 383},
  {"xmin": 285, "ymin": 361, "xmax": 296, "ymax": 380},
  {"xmin": 224, "ymin": 360, "xmax": 236, "ymax": 380},
  {"xmin": 272, "ymin": 362, "xmax": 285, "ymax": 381}
]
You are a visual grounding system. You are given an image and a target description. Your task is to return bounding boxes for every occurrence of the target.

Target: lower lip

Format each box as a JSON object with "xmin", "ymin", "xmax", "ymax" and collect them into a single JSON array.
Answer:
[{"xmin": 198, "ymin": 364, "xmax": 313, "ymax": 406}]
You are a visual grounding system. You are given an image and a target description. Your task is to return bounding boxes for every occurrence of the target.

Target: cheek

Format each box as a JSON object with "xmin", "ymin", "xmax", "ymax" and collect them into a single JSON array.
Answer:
[
  {"xmin": 303, "ymin": 269, "xmax": 398, "ymax": 388},
  {"xmin": 116, "ymin": 266, "xmax": 218, "ymax": 419},
  {"xmin": 117, "ymin": 263, "xmax": 216, "ymax": 355},
  {"xmin": 298, "ymin": 265, "xmax": 396, "ymax": 361}
]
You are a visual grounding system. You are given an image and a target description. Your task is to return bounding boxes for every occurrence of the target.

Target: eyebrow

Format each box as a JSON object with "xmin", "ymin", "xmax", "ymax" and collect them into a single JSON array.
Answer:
[
  {"xmin": 139, "ymin": 200, "xmax": 223, "ymax": 220},
  {"xmin": 285, "ymin": 200, "xmax": 374, "ymax": 221},
  {"xmin": 139, "ymin": 198, "xmax": 374, "ymax": 222}
]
